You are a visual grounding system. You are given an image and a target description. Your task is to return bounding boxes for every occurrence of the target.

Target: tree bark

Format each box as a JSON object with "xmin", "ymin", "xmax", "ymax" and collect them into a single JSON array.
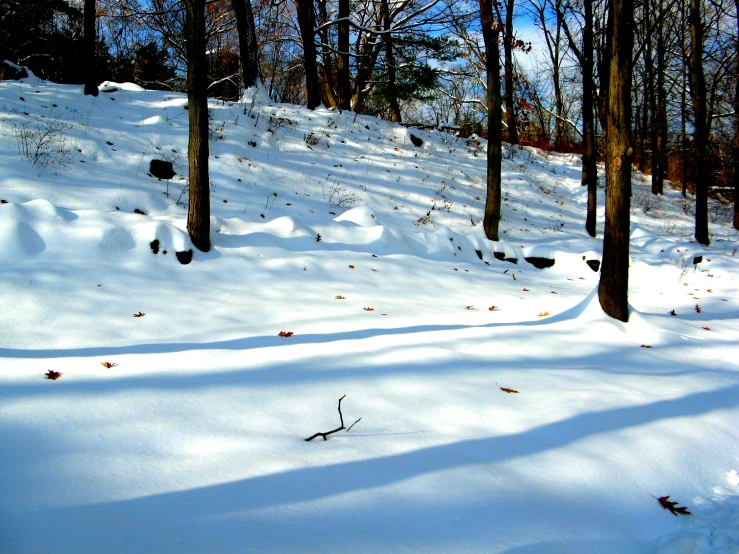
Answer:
[
  {"xmin": 83, "ymin": 0, "xmax": 98, "ymax": 96},
  {"xmin": 185, "ymin": 0, "xmax": 210, "ymax": 252},
  {"xmin": 317, "ymin": 0, "xmax": 337, "ymax": 107},
  {"xmin": 653, "ymin": 0, "xmax": 666, "ymax": 195},
  {"xmin": 733, "ymin": 0, "xmax": 739, "ymax": 230},
  {"xmin": 503, "ymin": 0, "xmax": 517, "ymax": 144},
  {"xmin": 582, "ymin": 0, "xmax": 597, "ymax": 237},
  {"xmin": 294, "ymin": 0, "xmax": 322, "ymax": 110},
  {"xmin": 232, "ymin": 0, "xmax": 261, "ymax": 89},
  {"xmin": 598, "ymin": 0, "xmax": 633, "ymax": 322},
  {"xmin": 336, "ymin": 0, "xmax": 351, "ymax": 110},
  {"xmin": 479, "ymin": 0, "xmax": 502, "ymax": 241},
  {"xmin": 689, "ymin": 0, "xmax": 709, "ymax": 245},
  {"xmin": 382, "ymin": 0, "xmax": 402, "ymax": 122}
]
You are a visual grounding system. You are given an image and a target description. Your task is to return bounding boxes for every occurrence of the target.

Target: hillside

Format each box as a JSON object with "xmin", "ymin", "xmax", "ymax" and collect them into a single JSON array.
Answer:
[{"xmin": 1, "ymin": 73, "xmax": 738, "ymax": 553}]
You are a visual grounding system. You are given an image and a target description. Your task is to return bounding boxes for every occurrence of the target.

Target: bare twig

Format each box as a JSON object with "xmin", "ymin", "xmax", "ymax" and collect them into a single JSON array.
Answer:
[{"xmin": 305, "ymin": 395, "xmax": 361, "ymax": 441}]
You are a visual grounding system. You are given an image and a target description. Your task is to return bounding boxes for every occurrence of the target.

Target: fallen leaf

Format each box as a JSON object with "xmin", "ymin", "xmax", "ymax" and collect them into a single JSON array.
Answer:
[
  {"xmin": 640, "ymin": 344, "xmax": 653, "ymax": 348},
  {"xmin": 100, "ymin": 361, "xmax": 117, "ymax": 368},
  {"xmin": 523, "ymin": 288, "xmax": 530, "ymax": 292},
  {"xmin": 133, "ymin": 312, "xmax": 145, "ymax": 317},
  {"xmin": 335, "ymin": 295, "xmax": 346, "ymax": 299},
  {"xmin": 702, "ymin": 326, "xmax": 711, "ymax": 331},
  {"xmin": 694, "ymin": 304, "xmax": 701, "ymax": 313},
  {"xmin": 466, "ymin": 305, "xmax": 474, "ymax": 310},
  {"xmin": 657, "ymin": 496, "xmax": 691, "ymax": 516},
  {"xmin": 348, "ymin": 265, "xmax": 355, "ymax": 269},
  {"xmin": 669, "ymin": 310, "xmax": 677, "ymax": 316},
  {"xmin": 278, "ymin": 331, "xmax": 294, "ymax": 337},
  {"xmin": 538, "ymin": 311, "xmax": 550, "ymax": 317},
  {"xmin": 363, "ymin": 307, "xmax": 375, "ymax": 311},
  {"xmin": 489, "ymin": 306, "xmax": 498, "ymax": 311},
  {"xmin": 496, "ymin": 382, "xmax": 519, "ymax": 394},
  {"xmin": 45, "ymin": 370, "xmax": 62, "ymax": 380}
]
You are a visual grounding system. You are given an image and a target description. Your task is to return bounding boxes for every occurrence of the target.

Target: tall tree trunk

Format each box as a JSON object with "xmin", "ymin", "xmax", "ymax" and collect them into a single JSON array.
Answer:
[
  {"xmin": 232, "ymin": 0, "xmax": 261, "ymax": 89},
  {"xmin": 733, "ymin": 0, "xmax": 739, "ymax": 230},
  {"xmin": 317, "ymin": 0, "xmax": 337, "ymax": 107},
  {"xmin": 336, "ymin": 0, "xmax": 351, "ymax": 110},
  {"xmin": 382, "ymin": 0, "xmax": 402, "ymax": 122},
  {"xmin": 598, "ymin": 0, "xmax": 634, "ymax": 322},
  {"xmin": 185, "ymin": 0, "xmax": 210, "ymax": 252},
  {"xmin": 655, "ymin": 7, "xmax": 667, "ymax": 196},
  {"xmin": 83, "ymin": 0, "xmax": 98, "ymax": 96},
  {"xmin": 503, "ymin": 0, "xmax": 518, "ymax": 144},
  {"xmin": 553, "ymin": 0, "xmax": 564, "ymax": 147},
  {"xmin": 582, "ymin": 0, "xmax": 598, "ymax": 237},
  {"xmin": 294, "ymin": 0, "xmax": 321, "ymax": 110},
  {"xmin": 479, "ymin": 0, "xmax": 502, "ymax": 241},
  {"xmin": 689, "ymin": 0, "xmax": 709, "ymax": 245}
]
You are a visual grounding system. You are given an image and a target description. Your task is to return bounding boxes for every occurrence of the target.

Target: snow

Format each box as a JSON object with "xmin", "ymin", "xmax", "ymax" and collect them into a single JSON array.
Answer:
[{"xmin": 0, "ymin": 75, "xmax": 738, "ymax": 553}]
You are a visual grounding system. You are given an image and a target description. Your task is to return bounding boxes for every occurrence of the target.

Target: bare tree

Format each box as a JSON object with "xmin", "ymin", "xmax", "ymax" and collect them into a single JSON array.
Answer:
[
  {"xmin": 294, "ymin": 0, "xmax": 321, "ymax": 109},
  {"xmin": 689, "ymin": 0, "xmax": 709, "ymax": 245},
  {"xmin": 503, "ymin": 0, "xmax": 518, "ymax": 143},
  {"xmin": 598, "ymin": 0, "xmax": 634, "ymax": 322},
  {"xmin": 479, "ymin": 0, "xmax": 503, "ymax": 241},
  {"xmin": 184, "ymin": 0, "xmax": 210, "ymax": 252},
  {"xmin": 232, "ymin": 0, "xmax": 261, "ymax": 88},
  {"xmin": 84, "ymin": 0, "xmax": 99, "ymax": 96}
]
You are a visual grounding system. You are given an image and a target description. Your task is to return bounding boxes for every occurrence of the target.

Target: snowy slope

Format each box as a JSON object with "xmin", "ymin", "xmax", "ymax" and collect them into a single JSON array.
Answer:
[{"xmin": 0, "ymin": 72, "xmax": 738, "ymax": 553}]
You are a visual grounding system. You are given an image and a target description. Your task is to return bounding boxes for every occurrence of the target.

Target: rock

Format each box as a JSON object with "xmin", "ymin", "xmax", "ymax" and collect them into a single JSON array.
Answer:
[
  {"xmin": 525, "ymin": 257, "xmax": 555, "ymax": 269},
  {"xmin": 586, "ymin": 259, "xmax": 600, "ymax": 272},
  {"xmin": 99, "ymin": 84, "xmax": 118, "ymax": 93},
  {"xmin": 494, "ymin": 251, "xmax": 518, "ymax": 264},
  {"xmin": 133, "ymin": 208, "xmax": 146, "ymax": 215},
  {"xmin": 475, "ymin": 249, "xmax": 483, "ymax": 260},
  {"xmin": 410, "ymin": 134, "xmax": 423, "ymax": 147},
  {"xmin": 1, "ymin": 61, "xmax": 28, "ymax": 80},
  {"xmin": 150, "ymin": 239, "xmax": 160, "ymax": 254},
  {"xmin": 176, "ymin": 250, "xmax": 193, "ymax": 265},
  {"xmin": 692, "ymin": 255, "xmax": 703, "ymax": 265},
  {"xmin": 149, "ymin": 159, "xmax": 176, "ymax": 180}
]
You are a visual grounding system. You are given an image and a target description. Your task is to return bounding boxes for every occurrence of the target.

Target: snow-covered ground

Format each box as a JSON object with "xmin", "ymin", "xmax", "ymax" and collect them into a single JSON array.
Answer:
[{"xmin": 0, "ymin": 72, "xmax": 738, "ymax": 553}]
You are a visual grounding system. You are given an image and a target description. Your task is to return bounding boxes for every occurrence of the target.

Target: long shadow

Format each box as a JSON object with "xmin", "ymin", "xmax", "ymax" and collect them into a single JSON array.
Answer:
[
  {"xmin": 4, "ymin": 384, "xmax": 736, "ymax": 552},
  {"xmin": 0, "ymin": 288, "xmax": 600, "ymax": 360}
]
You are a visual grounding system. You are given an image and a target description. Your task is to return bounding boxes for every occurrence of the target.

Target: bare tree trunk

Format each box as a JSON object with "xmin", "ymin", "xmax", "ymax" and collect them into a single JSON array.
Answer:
[
  {"xmin": 232, "ymin": 0, "xmax": 261, "ymax": 89},
  {"xmin": 83, "ymin": 0, "xmax": 98, "ymax": 96},
  {"xmin": 504, "ymin": 0, "xmax": 518, "ymax": 144},
  {"xmin": 582, "ymin": 0, "xmax": 598, "ymax": 237},
  {"xmin": 185, "ymin": 0, "xmax": 210, "ymax": 252},
  {"xmin": 336, "ymin": 0, "xmax": 351, "ymax": 110},
  {"xmin": 382, "ymin": 0, "xmax": 402, "ymax": 122},
  {"xmin": 734, "ymin": 0, "xmax": 739, "ymax": 230},
  {"xmin": 317, "ymin": 0, "xmax": 337, "ymax": 107},
  {"xmin": 689, "ymin": 0, "xmax": 709, "ymax": 245},
  {"xmin": 553, "ymin": 0, "xmax": 564, "ymax": 147},
  {"xmin": 479, "ymin": 0, "xmax": 502, "ymax": 241},
  {"xmin": 654, "ymin": 0, "xmax": 666, "ymax": 195},
  {"xmin": 294, "ymin": 0, "xmax": 322, "ymax": 110},
  {"xmin": 598, "ymin": 0, "xmax": 633, "ymax": 322}
]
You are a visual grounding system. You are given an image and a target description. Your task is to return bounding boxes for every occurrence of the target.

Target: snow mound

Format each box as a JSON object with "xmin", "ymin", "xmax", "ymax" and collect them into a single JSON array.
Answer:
[{"xmin": 334, "ymin": 205, "xmax": 379, "ymax": 227}]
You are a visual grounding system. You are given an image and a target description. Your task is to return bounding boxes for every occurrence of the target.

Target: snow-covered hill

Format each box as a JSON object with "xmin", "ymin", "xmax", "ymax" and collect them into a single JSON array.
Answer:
[{"xmin": 1, "ymin": 72, "xmax": 738, "ymax": 553}]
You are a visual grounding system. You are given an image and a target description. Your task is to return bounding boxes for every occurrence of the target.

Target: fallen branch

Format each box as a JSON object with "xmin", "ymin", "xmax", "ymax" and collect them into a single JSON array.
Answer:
[{"xmin": 305, "ymin": 395, "xmax": 361, "ymax": 441}]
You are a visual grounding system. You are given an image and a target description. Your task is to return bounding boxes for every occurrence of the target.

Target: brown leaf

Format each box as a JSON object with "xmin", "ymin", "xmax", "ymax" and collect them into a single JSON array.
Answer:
[
  {"xmin": 496, "ymin": 382, "xmax": 519, "ymax": 394},
  {"xmin": 466, "ymin": 305, "xmax": 474, "ymax": 310},
  {"xmin": 278, "ymin": 331, "xmax": 294, "ymax": 337},
  {"xmin": 669, "ymin": 310, "xmax": 677, "ymax": 316},
  {"xmin": 523, "ymin": 288, "xmax": 530, "ymax": 292},
  {"xmin": 702, "ymin": 326, "xmax": 711, "ymax": 331},
  {"xmin": 100, "ymin": 361, "xmax": 117, "ymax": 368},
  {"xmin": 538, "ymin": 311, "xmax": 550, "ymax": 317},
  {"xmin": 133, "ymin": 312, "xmax": 145, "ymax": 317},
  {"xmin": 658, "ymin": 496, "xmax": 691, "ymax": 516},
  {"xmin": 45, "ymin": 370, "xmax": 62, "ymax": 380},
  {"xmin": 335, "ymin": 295, "xmax": 346, "ymax": 299},
  {"xmin": 640, "ymin": 344, "xmax": 653, "ymax": 348},
  {"xmin": 363, "ymin": 307, "xmax": 375, "ymax": 311},
  {"xmin": 489, "ymin": 306, "xmax": 498, "ymax": 311},
  {"xmin": 348, "ymin": 265, "xmax": 355, "ymax": 269},
  {"xmin": 694, "ymin": 304, "xmax": 701, "ymax": 313}
]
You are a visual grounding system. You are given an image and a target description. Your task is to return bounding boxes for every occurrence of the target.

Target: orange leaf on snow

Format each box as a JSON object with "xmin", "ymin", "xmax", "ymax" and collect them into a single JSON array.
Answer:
[
  {"xmin": 45, "ymin": 370, "xmax": 62, "ymax": 380},
  {"xmin": 363, "ymin": 307, "xmax": 375, "ymax": 311},
  {"xmin": 348, "ymin": 265, "xmax": 355, "ymax": 269},
  {"xmin": 489, "ymin": 306, "xmax": 498, "ymax": 311},
  {"xmin": 657, "ymin": 496, "xmax": 691, "ymax": 516},
  {"xmin": 538, "ymin": 311, "xmax": 550, "ymax": 317},
  {"xmin": 335, "ymin": 295, "xmax": 346, "ymax": 299},
  {"xmin": 496, "ymin": 382, "xmax": 519, "ymax": 394},
  {"xmin": 523, "ymin": 288, "xmax": 530, "ymax": 292},
  {"xmin": 278, "ymin": 331, "xmax": 294, "ymax": 337},
  {"xmin": 702, "ymin": 326, "xmax": 711, "ymax": 331},
  {"xmin": 133, "ymin": 312, "xmax": 145, "ymax": 317},
  {"xmin": 100, "ymin": 361, "xmax": 117, "ymax": 368}
]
